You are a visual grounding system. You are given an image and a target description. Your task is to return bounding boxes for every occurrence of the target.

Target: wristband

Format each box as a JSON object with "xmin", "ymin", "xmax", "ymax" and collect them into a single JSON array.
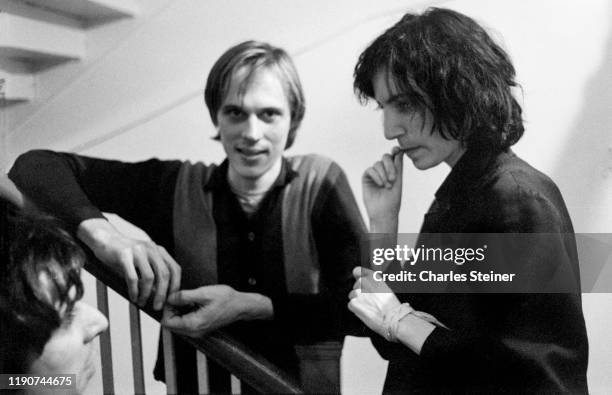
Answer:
[
  {"xmin": 383, "ymin": 303, "xmax": 414, "ymax": 342},
  {"xmin": 383, "ymin": 303, "xmax": 450, "ymax": 342}
]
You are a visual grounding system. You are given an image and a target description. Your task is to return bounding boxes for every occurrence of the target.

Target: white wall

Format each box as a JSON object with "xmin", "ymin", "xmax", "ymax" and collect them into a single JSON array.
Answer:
[{"xmin": 5, "ymin": 0, "xmax": 612, "ymax": 393}]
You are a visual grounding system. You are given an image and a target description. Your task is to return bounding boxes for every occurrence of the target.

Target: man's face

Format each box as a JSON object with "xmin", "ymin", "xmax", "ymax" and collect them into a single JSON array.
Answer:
[
  {"xmin": 372, "ymin": 70, "xmax": 464, "ymax": 169},
  {"xmin": 217, "ymin": 67, "xmax": 291, "ymax": 185},
  {"xmin": 29, "ymin": 283, "xmax": 108, "ymax": 394}
]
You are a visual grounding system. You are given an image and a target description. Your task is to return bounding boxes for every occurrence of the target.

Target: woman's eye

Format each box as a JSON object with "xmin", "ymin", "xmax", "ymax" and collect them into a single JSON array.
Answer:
[{"xmin": 396, "ymin": 101, "xmax": 414, "ymax": 112}]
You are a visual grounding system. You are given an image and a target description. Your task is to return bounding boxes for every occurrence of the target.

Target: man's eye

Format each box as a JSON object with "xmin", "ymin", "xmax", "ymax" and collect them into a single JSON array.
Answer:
[
  {"xmin": 223, "ymin": 108, "xmax": 244, "ymax": 120},
  {"xmin": 260, "ymin": 110, "xmax": 280, "ymax": 122}
]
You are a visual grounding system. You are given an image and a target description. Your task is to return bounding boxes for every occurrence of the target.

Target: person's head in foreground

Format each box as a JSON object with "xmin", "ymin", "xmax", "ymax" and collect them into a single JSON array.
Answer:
[
  {"xmin": 0, "ymin": 208, "xmax": 108, "ymax": 394},
  {"xmin": 354, "ymin": 7, "xmax": 524, "ymax": 169},
  {"xmin": 204, "ymin": 40, "xmax": 305, "ymax": 189}
]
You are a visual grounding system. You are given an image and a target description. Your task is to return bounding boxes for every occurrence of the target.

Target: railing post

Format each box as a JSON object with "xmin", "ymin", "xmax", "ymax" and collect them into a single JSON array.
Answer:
[
  {"xmin": 96, "ymin": 280, "xmax": 114, "ymax": 394},
  {"xmin": 129, "ymin": 304, "xmax": 145, "ymax": 394},
  {"xmin": 196, "ymin": 351, "xmax": 210, "ymax": 394},
  {"xmin": 162, "ymin": 329, "xmax": 178, "ymax": 395},
  {"xmin": 231, "ymin": 374, "xmax": 242, "ymax": 394}
]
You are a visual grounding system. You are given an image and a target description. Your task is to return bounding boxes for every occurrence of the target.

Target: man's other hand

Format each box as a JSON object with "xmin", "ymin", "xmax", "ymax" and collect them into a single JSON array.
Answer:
[{"xmin": 162, "ymin": 285, "xmax": 273, "ymax": 337}]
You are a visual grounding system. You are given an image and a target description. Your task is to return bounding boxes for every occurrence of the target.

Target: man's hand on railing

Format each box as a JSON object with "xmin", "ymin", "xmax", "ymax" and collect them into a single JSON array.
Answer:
[
  {"xmin": 162, "ymin": 285, "xmax": 273, "ymax": 337},
  {"xmin": 77, "ymin": 218, "xmax": 182, "ymax": 310}
]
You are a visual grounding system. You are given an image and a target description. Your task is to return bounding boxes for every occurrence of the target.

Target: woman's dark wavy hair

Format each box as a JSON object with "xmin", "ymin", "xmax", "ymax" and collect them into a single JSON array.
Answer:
[
  {"xmin": 354, "ymin": 7, "xmax": 524, "ymax": 151},
  {"xmin": 0, "ymin": 203, "xmax": 85, "ymax": 374}
]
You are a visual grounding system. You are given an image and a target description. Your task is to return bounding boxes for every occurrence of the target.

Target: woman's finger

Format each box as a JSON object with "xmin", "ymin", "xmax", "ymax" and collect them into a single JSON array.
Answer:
[
  {"xmin": 381, "ymin": 153, "xmax": 396, "ymax": 183},
  {"xmin": 363, "ymin": 166, "xmax": 385, "ymax": 187},
  {"xmin": 348, "ymin": 288, "xmax": 361, "ymax": 300},
  {"xmin": 373, "ymin": 161, "xmax": 391, "ymax": 188}
]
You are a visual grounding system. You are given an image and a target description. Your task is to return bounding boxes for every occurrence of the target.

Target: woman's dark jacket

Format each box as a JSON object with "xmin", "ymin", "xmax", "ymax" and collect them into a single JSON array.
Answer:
[{"xmin": 374, "ymin": 148, "xmax": 588, "ymax": 394}]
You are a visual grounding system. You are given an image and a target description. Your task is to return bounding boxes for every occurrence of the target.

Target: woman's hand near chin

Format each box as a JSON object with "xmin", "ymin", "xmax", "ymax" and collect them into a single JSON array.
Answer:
[{"xmin": 362, "ymin": 147, "xmax": 404, "ymax": 234}]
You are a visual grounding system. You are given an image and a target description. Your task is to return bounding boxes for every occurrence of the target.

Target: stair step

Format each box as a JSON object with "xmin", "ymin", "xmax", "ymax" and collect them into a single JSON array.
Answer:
[
  {"xmin": 20, "ymin": 0, "xmax": 139, "ymax": 26},
  {"xmin": 0, "ymin": 12, "xmax": 85, "ymax": 66},
  {"xmin": 0, "ymin": 71, "xmax": 34, "ymax": 104}
]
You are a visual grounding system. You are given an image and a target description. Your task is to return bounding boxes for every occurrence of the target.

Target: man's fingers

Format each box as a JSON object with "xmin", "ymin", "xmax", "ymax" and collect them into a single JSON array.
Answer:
[
  {"xmin": 162, "ymin": 312, "xmax": 200, "ymax": 335},
  {"xmin": 120, "ymin": 253, "xmax": 139, "ymax": 303},
  {"xmin": 133, "ymin": 247, "xmax": 154, "ymax": 307},
  {"xmin": 167, "ymin": 288, "xmax": 206, "ymax": 306},
  {"xmin": 159, "ymin": 246, "xmax": 182, "ymax": 294},
  {"xmin": 93, "ymin": 229, "xmax": 177, "ymax": 308},
  {"xmin": 162, "ymin": 309, "xmax": 209, "ymax": 337},
  {"xmin": 148, "ymin": 248, "xmax": 170, "ymax": 310}
]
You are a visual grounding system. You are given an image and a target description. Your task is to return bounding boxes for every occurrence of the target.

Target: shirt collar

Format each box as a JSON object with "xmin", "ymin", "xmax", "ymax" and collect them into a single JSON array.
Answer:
[
  {"xmin": 204, "ymin": 157, "xmax": 298, "ymax": 192},
  {"xmin": 435, "ymin": 147, "xmax": 512, "ymax": 202}
]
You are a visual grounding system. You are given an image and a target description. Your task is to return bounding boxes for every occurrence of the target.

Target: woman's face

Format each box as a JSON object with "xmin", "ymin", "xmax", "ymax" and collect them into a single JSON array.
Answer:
[
  {"xmin": 29, "ymin": 281, "xmax": 108, "ymax": 394},
  {"xmin": 372, "ymin": 70, "xmax": 465, "ymax": 169}
]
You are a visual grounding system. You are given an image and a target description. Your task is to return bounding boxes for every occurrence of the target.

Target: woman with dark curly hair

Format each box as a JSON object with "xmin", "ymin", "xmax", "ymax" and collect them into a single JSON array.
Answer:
[{"xmin": 348, "ymin": 8, "xmax": 588, "ymax": 393}]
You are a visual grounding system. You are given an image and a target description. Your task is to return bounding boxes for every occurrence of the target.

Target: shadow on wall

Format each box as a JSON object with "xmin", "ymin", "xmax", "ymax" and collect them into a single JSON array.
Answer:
[{"xmin": 551, "ymin": 3, "xmax": 612, "ymax": 232}]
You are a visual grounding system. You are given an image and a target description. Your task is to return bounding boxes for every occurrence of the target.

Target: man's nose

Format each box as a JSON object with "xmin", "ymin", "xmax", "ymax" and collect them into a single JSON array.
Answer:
[
  {"xmin": 76, "ymin": 302, "xmax": 109, "ymax": 343},
  {"xmin": 242, "ymin": 115, "xmax": 263, "ymax": 142}
]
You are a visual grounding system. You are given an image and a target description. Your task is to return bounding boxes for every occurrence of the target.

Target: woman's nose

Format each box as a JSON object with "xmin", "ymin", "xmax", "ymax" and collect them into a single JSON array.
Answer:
[{"xmin": 383, "ymin": 110, "xmax": 405, "ymax": 140}]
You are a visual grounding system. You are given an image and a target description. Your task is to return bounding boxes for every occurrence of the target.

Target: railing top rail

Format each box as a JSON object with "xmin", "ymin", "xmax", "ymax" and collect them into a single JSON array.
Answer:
[{"xmin": 84, "ymin": 258, "xmax": 304, "ymax": 395}]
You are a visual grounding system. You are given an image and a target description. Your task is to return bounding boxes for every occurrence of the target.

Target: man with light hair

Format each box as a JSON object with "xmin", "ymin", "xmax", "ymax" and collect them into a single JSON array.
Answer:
[{"xmin": 10, "ymin": 40, "xmax": 365, "ymax": 393}]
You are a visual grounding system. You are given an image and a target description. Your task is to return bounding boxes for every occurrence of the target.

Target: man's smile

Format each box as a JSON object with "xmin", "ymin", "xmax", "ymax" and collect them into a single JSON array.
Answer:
[{"xmin": 236, "ymin": 146, "xmax": 268, "ymax": 157}]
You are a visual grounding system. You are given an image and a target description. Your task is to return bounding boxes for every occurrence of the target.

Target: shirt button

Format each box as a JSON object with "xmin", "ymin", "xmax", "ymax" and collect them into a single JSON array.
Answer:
[
  {"xmin": 248, "ymin": 277, "xmax": 257, "ymax": 286},
  {"xmin": 247, "ymin": 232, "xmax": 255, "ymax": 241}
]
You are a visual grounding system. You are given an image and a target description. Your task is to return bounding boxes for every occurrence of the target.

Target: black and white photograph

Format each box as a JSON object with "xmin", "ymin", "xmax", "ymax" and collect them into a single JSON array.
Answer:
[{"xmin": 1, "ymin": 0, "xmax": 611, "ymax": 393}]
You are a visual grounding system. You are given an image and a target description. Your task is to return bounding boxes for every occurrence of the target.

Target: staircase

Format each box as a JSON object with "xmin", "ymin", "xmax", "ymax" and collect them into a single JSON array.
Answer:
[{"xmin": 0, "ymin": 0, "xmax": 139, "ymax": 105}]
